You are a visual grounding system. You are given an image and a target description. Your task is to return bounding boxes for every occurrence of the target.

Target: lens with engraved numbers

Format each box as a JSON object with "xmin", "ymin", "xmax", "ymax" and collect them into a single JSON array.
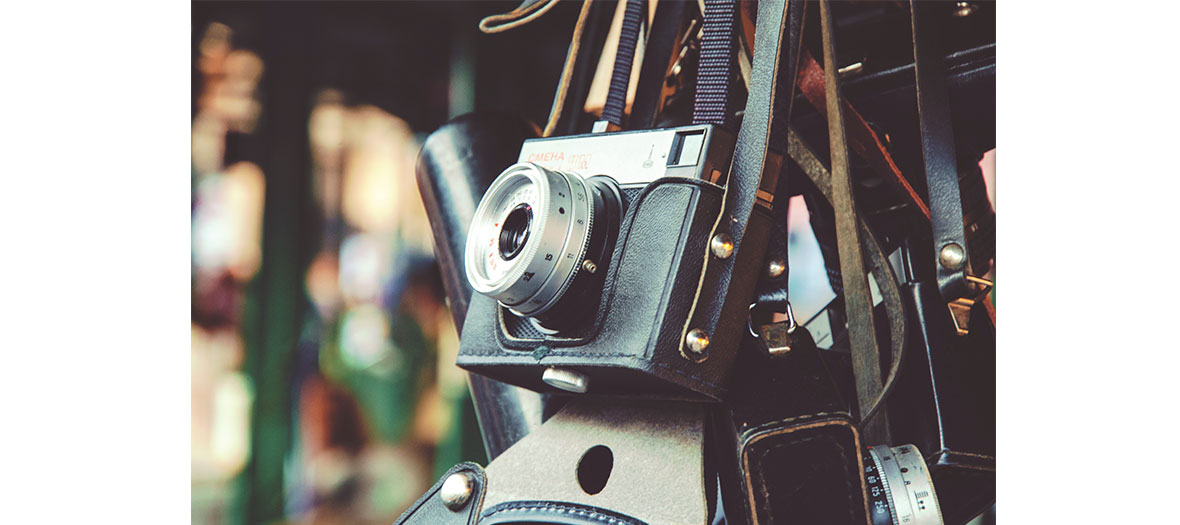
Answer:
[
  {"xmin": 465, "ymin": 162, "xmax": 620, "ymax": 330},
  {"xmin": 863, "ymin": 444, "xmax": 944, "ymax": 525}
]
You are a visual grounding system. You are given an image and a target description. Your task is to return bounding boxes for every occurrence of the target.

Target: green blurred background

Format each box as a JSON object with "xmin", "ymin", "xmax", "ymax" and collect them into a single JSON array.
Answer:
[{"xmin": 189, "ymin": 2, "xmax": 583, "ymax": 523}]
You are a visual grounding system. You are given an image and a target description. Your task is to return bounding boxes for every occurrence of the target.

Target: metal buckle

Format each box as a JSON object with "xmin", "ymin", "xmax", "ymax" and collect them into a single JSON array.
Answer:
[
  {"xmin": 756, "ymin": 302, "xmax": 796, "ymax": 357},
  {"xmin": 948, "ymin": 274, "xmax": 993, "ymax": 336}
]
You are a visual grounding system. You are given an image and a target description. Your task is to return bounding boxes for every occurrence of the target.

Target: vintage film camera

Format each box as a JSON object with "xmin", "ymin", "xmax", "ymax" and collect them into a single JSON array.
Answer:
[
  {"xmin": 403, "ymin": 0, "xmax": 994, "ymax": 522},
  {"xmin": 456, "ymin": 124, "xmax": 777, "ymax": 401}
]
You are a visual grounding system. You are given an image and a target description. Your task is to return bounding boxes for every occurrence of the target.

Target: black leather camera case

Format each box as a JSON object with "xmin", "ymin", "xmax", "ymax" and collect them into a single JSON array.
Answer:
[{"xmin": 457, "ymin": 158, "xmax": 773, "ymax": 400}]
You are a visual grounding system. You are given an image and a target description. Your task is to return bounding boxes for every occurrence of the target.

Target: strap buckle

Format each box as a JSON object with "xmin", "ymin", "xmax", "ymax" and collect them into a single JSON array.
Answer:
[
  {"xmin": 754, "ymin": 302, "xmax": 797, "ymax": 357},
  {"xmin": 948, "ymin": 274, "xmax": 993, "ymax": 336}
]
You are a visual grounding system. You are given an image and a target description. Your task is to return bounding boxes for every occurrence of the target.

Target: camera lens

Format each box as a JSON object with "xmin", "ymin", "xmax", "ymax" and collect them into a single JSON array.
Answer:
[
  {"xmin": 863, "ymin": 444, "xmax": 944, "ymax": 525},
  {"xmin": 498, "ymin": 204, "xmax": 532, "ymax": 260},
  {"xmin": 465, "ymin": 162, "xmax": 620, "ymax": 326}
]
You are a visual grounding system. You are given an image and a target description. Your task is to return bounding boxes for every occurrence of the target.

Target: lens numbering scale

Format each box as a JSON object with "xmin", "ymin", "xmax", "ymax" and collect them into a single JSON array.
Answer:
[
  {"xmin": 465, "ymin": 162, "xmax": 622, "ymax": 334},
  {"xmin": 863, "ymin": 444, "xmax": 944, "ymax": 525}
]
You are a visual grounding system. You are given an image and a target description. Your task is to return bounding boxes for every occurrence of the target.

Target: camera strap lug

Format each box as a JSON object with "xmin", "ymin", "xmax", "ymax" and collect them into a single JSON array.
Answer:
[
  {"xmin": 394, "ymin": 462, "xmax": 488, "ymax": 525},
  {"xmin": 947, "ymin": 274, "xmax": 994, "ymax": 336},
  {"xmin": 757, "ymin": 306, "xmax": 805, "ymax": 358}
]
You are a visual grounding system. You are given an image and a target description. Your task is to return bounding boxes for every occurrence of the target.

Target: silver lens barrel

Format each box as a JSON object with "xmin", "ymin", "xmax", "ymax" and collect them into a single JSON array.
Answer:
[
  {"xmin": 464, "ymin": 162, "xmax": 595, "ymax": 317},
  {"xmin": 864, "ymin": 444, "xmax": 944, "ymax": 525}
]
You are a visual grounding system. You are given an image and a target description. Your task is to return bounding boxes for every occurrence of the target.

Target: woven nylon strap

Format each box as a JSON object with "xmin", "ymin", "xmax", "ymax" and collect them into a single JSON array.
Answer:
[
  {"xmin": 692, "ymin": 0, "xmax": 737, "ymax": 127},
  {"xmin": 601, "ymin": 0, "xmax": 647, "ymax": 127}
]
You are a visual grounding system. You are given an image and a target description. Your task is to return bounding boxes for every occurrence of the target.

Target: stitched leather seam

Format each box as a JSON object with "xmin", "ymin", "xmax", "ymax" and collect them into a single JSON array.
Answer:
[
  {"xmin": 753, "ymin": 434, "xmax": 858, "ymax": 523},
  {"xmin": 741, "ymin": 411, "xmax": 848, "ymax": 437},
  {"xmin": 462, "ymin": 352, "xmax": 727, "ymax": 390},
  {"xmin": 741, "ymin": 418, "xmax": 865, "ymax": 525},
  {"xmin": 482, "ymin": 500, "xmax": 642, "ymax": 525},
  {"xmin": 493, "ymin": 178, "xmax": 721, "ymax": 350}
]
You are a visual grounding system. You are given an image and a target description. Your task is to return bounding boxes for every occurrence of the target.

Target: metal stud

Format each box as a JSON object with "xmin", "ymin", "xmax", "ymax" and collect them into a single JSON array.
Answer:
[
  {"xmin": 440, "ymin": 471, "xmax": 474, "ymax": 511},
  {"xmin": 953, "ymin": 2, "xmax": 978, "ymax": 18},
  {"xmin": 938, "ymin": 242, "xmax": 966, "ymax": 269},
  {"xmin": 685, "ymin": 329, "xmax": 710, "ymax": 358},
  {"xmin": 767, "ymin": 258, "xmax": 786, "ymax": 278},
  {"xmin": 710, "ymin": 233, "xmax": 734, "ymax": 259},
  {"xmin": 542, "ymin": 367, "xmax": 589, "ymax": 393},
  {"xmin": 582, "ymin": 260, "xmax": 598, "ymax": 274}
]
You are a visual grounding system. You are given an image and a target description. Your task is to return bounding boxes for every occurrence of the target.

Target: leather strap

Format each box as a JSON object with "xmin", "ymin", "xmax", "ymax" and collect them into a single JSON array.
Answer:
[
  {"xmin": 543, "ymin": 0, "xmax": 597, "ymax": 137},
  {"xmin": 910, "ymin": 0, "xmax": 971, "ymax": 300},
  {"xmin": 679, "ymin": 0, "xmax": 791, "ymax": 356},
  {"xmin": 818, "ymin": 0, "xmax": 889, "ymax": 444},
  {"xmin": 480, "ymin": 0, "xmax": 562, "ymax": 34},
  {"xmin": 394, "ymin": 462, "xmax": 487, "ymax": 525},
  {"xmin": 629, "ymin": 0, "xmax": 691, "ymax": 130},
  {"xmin": 755, "ymin": 0, "xmax": 808, "ymax": 315},
  {"xmin": 787, "ymin": 128, "xmax": 906, "ymax": 434},
  {"xmin": 795, "ymin": 47, "xmax": 930, "ymax": 220}
]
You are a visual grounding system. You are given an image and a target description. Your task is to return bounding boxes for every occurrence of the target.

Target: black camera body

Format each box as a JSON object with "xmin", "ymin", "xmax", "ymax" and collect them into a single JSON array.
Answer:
[{"xmin": 456, "ymin": 124, "xmax": 779, "ymax": 401}]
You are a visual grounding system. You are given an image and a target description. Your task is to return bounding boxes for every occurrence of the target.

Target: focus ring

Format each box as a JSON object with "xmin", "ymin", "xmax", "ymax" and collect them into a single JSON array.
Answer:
[
  {"xmin": 531, "ymin": 173, "xmax": 596, "ymax": 316},
  {"xmin": 464, "ymin": 162, "xmax": 597, "ymax": 318}
]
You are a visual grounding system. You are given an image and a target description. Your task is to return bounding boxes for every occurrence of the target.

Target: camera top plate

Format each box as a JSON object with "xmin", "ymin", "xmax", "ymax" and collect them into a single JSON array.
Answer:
[{"xmin": 517, "ymin": 125, "xmax": 731, "ymax": 187}]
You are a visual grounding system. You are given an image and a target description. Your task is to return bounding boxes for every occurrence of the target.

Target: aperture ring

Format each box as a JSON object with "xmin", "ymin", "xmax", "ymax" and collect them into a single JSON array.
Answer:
[
  {"xmin": 524, "ymin": 172, "xmax": 595, "ymax": 316},
  {"xmin": 465, "ymin": 162, "xmax": 597, "ymax": 318}
]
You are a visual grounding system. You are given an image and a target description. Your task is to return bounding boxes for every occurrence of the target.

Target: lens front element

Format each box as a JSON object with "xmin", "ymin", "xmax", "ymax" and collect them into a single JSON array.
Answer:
[
  {"xmin": 498, "ymin": 203, "xmax": 532, "ymax": 261},
  {"xmin": 464, "ymin": 163, "xmax": 596, "ymax": 317}
]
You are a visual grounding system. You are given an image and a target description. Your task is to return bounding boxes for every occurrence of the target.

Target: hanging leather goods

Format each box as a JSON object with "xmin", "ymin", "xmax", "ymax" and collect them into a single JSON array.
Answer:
[
  {"xmin": 909, "ymin": 0, "xmax": 992, "ymax": 335},
  {"xmin": 818, "ymin": 0, "xmax": 890, "ymax": 445}
]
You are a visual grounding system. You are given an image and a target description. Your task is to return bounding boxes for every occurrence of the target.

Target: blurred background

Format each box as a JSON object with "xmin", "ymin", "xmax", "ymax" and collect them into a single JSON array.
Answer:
[
  {"xmin": 190, "ymin": 3, "xmax": 588, "ymax": 523},
  {"xmin": 191, "ymin": 2, "xmax": 993, "ymax": 524}
]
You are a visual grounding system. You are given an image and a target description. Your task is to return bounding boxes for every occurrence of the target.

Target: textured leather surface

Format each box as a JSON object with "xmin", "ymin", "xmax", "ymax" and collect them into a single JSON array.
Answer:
[
  {"xmin": 416, "ymin": 112, "xmax": 540, "ymax": 331},
  {"xmin": 458, "ymin": 178, "xmax": 733, "ymax": 400},
  {"xmin": 930, "ymin": 460, "xmax": 995, "ymax": 525},
  {"xmin": 394, "ymin": 462, "xmax": 487, "ymax": 525},
  {"xmin": 744, "ymin": 418, "xmax": 867, "ymax": 525},
  {"xmin": 481, "ymin": 501, "xmax": 648, "ymax": 525},
  {"xmin": 756, "ymin": 0, "xmax": 807, "ymax": 314},
  {"xmin": 909, "ymin": 0, "xmax": 971, "ymax": 300},
  {"xmin": 715, "ymin": 329, "xmax": 870, "ymax": 525},
  {"xmin": 671, "ymin": 0, "xmax": 791, "ymax": 404},
  {"xmin": 454, "ymin": 0, "xmax": 787, "ymax": 401},
  {"xmin": 887, "ymin": 281, "xmax": 995, "ymax": 525}
]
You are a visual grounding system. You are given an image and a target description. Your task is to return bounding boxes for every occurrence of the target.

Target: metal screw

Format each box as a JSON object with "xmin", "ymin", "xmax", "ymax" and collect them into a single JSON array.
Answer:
[
  {"xmin": 953, "ymin": 2, "xmax": 978, "ymax": 17},
  {"xmin": 542, "ymin": 367, "xmax": 589, "ymax": 393},
  {"xmin": 582, "ymin": 260, "xmax": 598, "ymax": 274},
  {"xmin": 939, "ymin": 243, "xmax": 966, "ymax": 269},
  {"xmin": 837, "ymin": 61, "xmax": 864, "ymax": 78},
  {"xmin": 440, "ymin": 471, "xmax": 474, "ymax": 511},
  {"xmin": 710, "ymin": 233, "xmax": 734, "ymax": 259},
  {"xmin": 685, "ymin": 328, "xmax": 710, "ymax": 357},
  {"xmin": 767, "ymin": 258, "xmax": 786, "ymax": 278}
]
